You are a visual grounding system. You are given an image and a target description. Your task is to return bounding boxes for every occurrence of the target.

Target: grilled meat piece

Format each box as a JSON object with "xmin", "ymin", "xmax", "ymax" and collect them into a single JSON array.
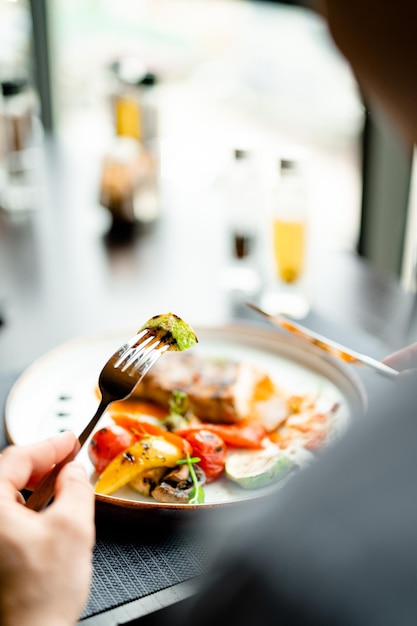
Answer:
[{"xmin": 132, "ymin": 351, "xmax": 264, "ymax": 424}]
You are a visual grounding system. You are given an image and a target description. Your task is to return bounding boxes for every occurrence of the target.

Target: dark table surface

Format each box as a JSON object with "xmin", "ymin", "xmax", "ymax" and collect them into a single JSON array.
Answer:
[{"xmin": 1, "ymin": 135, "xmax": 416, "ymax": 625}]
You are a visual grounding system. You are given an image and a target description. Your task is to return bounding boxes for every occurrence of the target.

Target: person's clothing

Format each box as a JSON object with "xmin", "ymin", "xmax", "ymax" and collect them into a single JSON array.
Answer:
[{"xmin": 172, "ymin": 369, "xmax": 417, "ymax": 625}]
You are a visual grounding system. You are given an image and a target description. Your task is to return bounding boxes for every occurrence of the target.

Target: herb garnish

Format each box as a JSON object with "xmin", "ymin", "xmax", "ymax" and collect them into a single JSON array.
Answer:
[
  {"xmin": 163, "ymin": 390, "xmax": 189, "ymax": 431},
  {"xmin": 169, "ymin": 390, "xmax": 188, "ymax": 416},
  {"xmin": 176, "ymin": 453, "xmax": 205, "ymax": 504}
]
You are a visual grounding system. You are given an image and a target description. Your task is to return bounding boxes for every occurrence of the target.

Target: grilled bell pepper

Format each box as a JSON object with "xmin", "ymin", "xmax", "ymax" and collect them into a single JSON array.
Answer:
[{"xmin": 94, "ymin": 434, "xmax": 184, "ymax": 495}]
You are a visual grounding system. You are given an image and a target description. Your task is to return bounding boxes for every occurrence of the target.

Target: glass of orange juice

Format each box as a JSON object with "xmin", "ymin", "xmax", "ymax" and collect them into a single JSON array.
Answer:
[
  {"xmin": 273, "ymin": 217, "xmax": 306, "ymax": 283},
  {"xmin": 260, "ymin": 157, "xmax": 310, "ymax": 319}
]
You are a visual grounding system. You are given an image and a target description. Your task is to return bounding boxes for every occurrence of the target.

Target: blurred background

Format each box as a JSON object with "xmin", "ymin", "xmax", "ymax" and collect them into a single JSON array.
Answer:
[
  {"xmin": 0, "ymin": 0, "xmax": 416, "ymax": 373},
  {"xmin": 0, "ymin": 0, "xmax": 364, "ymax": 242}
]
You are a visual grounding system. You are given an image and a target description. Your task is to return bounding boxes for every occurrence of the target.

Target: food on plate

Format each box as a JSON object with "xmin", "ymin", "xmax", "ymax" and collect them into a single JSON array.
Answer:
[
  {"xmin": 150, "ymin": 461, "xmax": 206, "ymax": 504},
  {"xmin": 270, "ymin": 404, "xmax": 339, "ymax": 452},
  {"xmin": 176, "ymin": 421, "xmax": 266, "ymax": 450},
  {"xmin": 131, "ymin": 351, "xmax": 288, "ymax": 427},
  {"xmin": 94, "ymin": 434, "xmax": 185, "ymax": 495},
  {"xmin": 129, "ymin": 466, "xmax": 168, "ymax": 497},
  {"xmin": 225, "ymin": 441, "xmax": 313, "ymax": 490},
  {"xmin": 88, "ymin": 424, "xmax": 136, "ymax": 474},
  {"xmin": 138, "ymin": 313, "xmax": 198, "ymax": 352},
  {"xmin": 179, "ymin": 429, "xmax": 227, "ymax": 483},
  {"xmin": 89, "ymin": 350, "xmax": 341, "ymax": 504}
]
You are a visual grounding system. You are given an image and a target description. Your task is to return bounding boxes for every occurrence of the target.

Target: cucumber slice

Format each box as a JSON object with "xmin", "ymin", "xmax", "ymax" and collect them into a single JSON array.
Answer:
[{"xmin": 225, "ymin": 443, "xmax": 305, "ymax": 490}]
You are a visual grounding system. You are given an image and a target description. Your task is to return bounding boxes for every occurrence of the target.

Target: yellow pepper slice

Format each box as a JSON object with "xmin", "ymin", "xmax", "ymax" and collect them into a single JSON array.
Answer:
[{"xmin": 94, "ymin": 435, "xmax": 183, "ymax": 496}]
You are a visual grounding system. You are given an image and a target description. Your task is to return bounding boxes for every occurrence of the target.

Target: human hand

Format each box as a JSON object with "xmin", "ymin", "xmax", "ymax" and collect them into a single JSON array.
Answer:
[
  {"xmin": 382, "ymin": 342, "xmax": 417, "ymax": 372},
  {"xmin": 0, "ymin": 431, "xmax": 95, "ymax": 626}
]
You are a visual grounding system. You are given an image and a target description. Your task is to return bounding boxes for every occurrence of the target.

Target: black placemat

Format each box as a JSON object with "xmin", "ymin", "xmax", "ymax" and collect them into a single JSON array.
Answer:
[
  {"xmin": 84, "ymin": 524, "xmax": 210, "ymax": 620},
  {"xmin": 0, "ymin": 373, "xmax": 212, "ymax": 621}
]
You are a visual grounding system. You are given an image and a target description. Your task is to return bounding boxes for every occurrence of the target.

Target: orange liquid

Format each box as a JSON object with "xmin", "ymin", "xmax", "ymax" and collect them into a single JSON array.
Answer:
[
  {"xmin": 273, "ymin": 219, "xmax": 305, "ymax": 283},
  {"xmin": 115, "ymin": 97, "xmax": 142, "ymax": 140}
]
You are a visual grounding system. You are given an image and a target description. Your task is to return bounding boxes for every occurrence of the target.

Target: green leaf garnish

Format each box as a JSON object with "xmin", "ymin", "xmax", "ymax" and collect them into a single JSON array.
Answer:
[
  {"xmin": 176, "ymin": 453, "xmax": 205, "ymax": 504},
  {"xmin": 162, "ymin": 390, "xmax": 190, "ymax": 431},
  {"xmin": 168, "ymin": 390, "xmax": 188, "ymax": 417}
]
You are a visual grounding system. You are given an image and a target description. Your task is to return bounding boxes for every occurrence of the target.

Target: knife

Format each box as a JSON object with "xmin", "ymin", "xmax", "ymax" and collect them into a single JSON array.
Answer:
[{"xmin": 246, "ymin": 302, "xmax": 399, "ymax": 379}]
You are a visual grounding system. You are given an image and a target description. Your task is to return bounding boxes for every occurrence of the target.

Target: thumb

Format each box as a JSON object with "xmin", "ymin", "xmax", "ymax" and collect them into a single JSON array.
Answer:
[
  {"xmin": 51, "ymin": 461, "xmax": 95, "ymax": 525},
  {"xmin": 382, "ymin": 342, "xmax": 417, "ymax": 371}
]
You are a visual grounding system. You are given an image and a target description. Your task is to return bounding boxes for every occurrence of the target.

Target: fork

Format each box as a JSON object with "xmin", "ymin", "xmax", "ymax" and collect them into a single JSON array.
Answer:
[{"xmin": 25, "ymin": 327, "xmax": 177, "ymax": 511}]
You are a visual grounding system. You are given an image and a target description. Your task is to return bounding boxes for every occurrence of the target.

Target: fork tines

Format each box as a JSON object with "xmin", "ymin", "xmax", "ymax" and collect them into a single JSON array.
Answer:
[{"xmin": 115, "ymin": 328, "xmax": 177, "ymax": 372}]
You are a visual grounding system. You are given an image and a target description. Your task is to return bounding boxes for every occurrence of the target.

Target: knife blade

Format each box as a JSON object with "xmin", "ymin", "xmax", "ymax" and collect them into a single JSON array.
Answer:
[{"xmin": 246, "ymin": 302, "xmax": 399, "ymax": 379}]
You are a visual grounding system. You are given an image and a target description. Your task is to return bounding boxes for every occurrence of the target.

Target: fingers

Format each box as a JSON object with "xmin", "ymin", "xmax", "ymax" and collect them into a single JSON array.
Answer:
[
  {"xmin": 383, "ymin": 342, "xmax": 417, "ymax": 371},
  {"xmin": 0, "ymin": 432, "xmax": 77, "ymax": 496},
  {"xmin": 49, "ymin": 461, "xmax": 96, "ymax": 542}
]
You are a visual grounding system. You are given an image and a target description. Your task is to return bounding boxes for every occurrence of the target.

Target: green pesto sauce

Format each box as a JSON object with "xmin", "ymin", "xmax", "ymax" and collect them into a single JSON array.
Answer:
[{"xmin": 139, "ymin": 313, "xmax": 198, "ymax": 351}]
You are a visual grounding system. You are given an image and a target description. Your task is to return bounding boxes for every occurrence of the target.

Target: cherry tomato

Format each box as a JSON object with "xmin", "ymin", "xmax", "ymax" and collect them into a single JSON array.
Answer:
[
  {"xmin": 181, "ymin": 429, "xmax": 227, "ymax": 483},
  {"xmin": 178, "ymin": 421, "xmax": 266, "ymax": 449},
  {"xmin": 88, "ymin": 424, "xmax": 135, "ymax": 474}
]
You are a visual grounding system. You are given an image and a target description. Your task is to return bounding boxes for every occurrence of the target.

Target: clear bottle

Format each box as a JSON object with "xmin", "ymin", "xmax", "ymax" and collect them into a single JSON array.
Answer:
[
  {"xmin": 220, "ymin": 148, "xmax": 262, "ymax": 298},
  {"xmin": 106, "ymin": 58, "xmax": 161, "ymax": 226},
  {"xmin": 0, "ymin": 75, "xmax": 41, "ymax": 213},
  {"xmin": 99, "ymin": 137, "xmax": 159, "ymax": 229},
  {"xmin": 1, "ymin": 77, "xmax": 38, "ymax": 173},
  {"xmin": 229, "ymin": 149, "xmax": 259, "ymax": 259},
  {"xmin": 260, "ymin": 157, "xmax": 310, "ymax": 319}
]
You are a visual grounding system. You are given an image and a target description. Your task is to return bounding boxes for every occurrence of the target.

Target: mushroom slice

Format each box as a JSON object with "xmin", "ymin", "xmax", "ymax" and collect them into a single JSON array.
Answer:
[
  {"xmin": 130, "ymin": 466, "xmax": 169, "ymax": 497},
  {"xmin": 151, "ymin": 463, "xmax": 205, "ymax": 504}
]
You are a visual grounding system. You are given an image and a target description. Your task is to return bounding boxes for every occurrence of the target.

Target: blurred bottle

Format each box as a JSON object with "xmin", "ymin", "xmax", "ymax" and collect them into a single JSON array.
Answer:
[
  {"xmin": 99, "ymin": 137, "xmax": 159, "ymax": 228},
  {"xmin": 273, "ymin": 158, "xmax": 306, "ymax": 283},
  {"xmin": 0, "ymin": 88, "xmax": 6, "ymax": 199},
  {"xmin": 220, "ymin": 148, "xmax": 262, "ymax": 298},
  {"xmin": 0, "ymin": 75, "xmax": 42, "ymax": 213},
  {"xmin": 100, "ymin": 58, "xmax": 160, "ymax": 228},
  {"xmin": 111, "ymin": 57, "xmax": 158, "ymax": 145},
  {"xmin": 230, "ymin": 149, "xmax": 259, "ymax": 259},
  {"xmin": 260, "ymin": 156, "xmax": 310, "ymax": 319}
]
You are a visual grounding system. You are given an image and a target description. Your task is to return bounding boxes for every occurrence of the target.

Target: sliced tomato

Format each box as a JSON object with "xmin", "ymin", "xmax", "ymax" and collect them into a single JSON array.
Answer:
[
  {"xmin": 177, "ymin": 421, "xmax": 266, "ymax": 449},
  {"xmin": 181, "ymin": 429, "xmax": 227, "ymax": 482},
  {"xmin": 88, "ymin": 424, "xmax": 135, "ymax": 474},
  {"xmin": 111, "ymin": 414, "xmax": 192, "ymax": 455}
]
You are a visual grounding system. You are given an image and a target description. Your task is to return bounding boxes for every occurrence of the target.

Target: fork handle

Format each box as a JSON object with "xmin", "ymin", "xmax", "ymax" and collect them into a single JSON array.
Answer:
[
  {"xmin": 78, "ymin": 398, "xmax": 110, "ymax": 447},
  {"xmin": 25, "ymin": 399, "xmax": 109, "ymax": 512},
  {"xmin": 24, "ymin": 443, "xmax": 81, "ymax": 511}
]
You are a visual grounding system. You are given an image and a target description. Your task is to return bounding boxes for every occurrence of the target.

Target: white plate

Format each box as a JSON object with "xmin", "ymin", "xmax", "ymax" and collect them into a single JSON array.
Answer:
[{"xmin": 4, "ymin": 322, "xmax": 366, "ymax": 513}]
